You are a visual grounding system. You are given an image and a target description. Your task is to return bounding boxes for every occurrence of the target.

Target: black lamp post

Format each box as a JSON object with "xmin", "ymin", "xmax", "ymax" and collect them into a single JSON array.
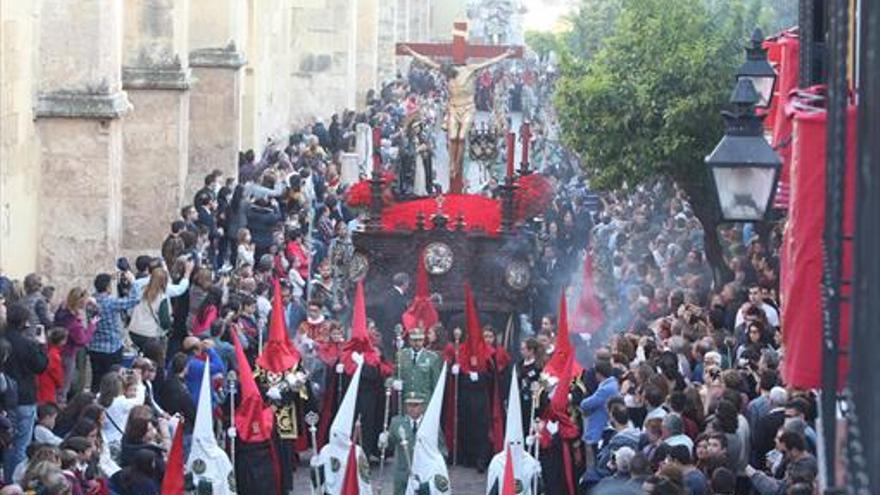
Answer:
[
  {"xmin": 736, "ymin": 28, "xmax": 777, "ymax": 109},
  {"xmin": 705, "ymin": 78, "xmax": 781, "ymax": 222}
]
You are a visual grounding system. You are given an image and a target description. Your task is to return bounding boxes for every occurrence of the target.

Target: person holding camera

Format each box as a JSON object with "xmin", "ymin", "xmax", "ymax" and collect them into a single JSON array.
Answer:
[
  {"xmin": 2, "ymin": 303, "xmax": 49, "ymax": 483},
  {"xmin": 88, "ymin": 272, "xmax": 139, "ymax": 392}
]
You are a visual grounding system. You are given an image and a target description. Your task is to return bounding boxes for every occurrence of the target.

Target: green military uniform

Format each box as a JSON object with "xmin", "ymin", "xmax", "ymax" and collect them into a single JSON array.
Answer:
[
  {"xmin": 384, "ymin": 392, "xmax": 448, "ymax": 495},
  {"xmin": 396, "ymin": 333, "xmax": 442, "ymax": 400}
]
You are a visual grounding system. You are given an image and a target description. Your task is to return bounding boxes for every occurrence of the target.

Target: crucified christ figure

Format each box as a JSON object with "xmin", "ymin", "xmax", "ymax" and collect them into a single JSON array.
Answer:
[{"xmin": 402, "ymin": 45, "xmax": 516, "ymax": 194}]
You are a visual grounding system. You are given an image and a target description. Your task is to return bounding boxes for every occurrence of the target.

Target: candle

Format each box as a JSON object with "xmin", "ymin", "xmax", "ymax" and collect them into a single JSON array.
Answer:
[
  {"xmin": 506, "ymin": 131, "xmax": 515, "ymax": 178},
  {"xmin": 520, "ymin": 122, "xmax": 531, "ymax": 166}
]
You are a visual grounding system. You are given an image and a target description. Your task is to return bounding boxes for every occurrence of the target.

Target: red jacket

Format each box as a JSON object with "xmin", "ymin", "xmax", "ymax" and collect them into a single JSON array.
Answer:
[{"xmin": 37, "ymin": 345, "xmax": 64, "ymax": 404}]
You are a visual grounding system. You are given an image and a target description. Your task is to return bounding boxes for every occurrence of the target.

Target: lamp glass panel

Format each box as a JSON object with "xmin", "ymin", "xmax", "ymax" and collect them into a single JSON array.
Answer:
[
  {"xmin": 712, "ymin": 166, "xmax": 776, "ymax": 221},
  {"xmin": 741, "ymin": 75, "xmax": 775, "ymax": 108}
]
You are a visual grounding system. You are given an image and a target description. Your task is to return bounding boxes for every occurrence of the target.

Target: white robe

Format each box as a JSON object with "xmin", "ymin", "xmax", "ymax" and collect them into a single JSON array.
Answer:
[
  {"xmin": 485, "ymin": 449, "xmax": 542, "ymax": 495},
  {"xmin": 314, "ymin": 442, "xmax": 372, "ymax": 494}
]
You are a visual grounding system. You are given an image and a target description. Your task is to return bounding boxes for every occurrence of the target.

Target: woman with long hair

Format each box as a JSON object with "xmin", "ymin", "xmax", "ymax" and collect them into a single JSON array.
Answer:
[
  {"xmin": 191, "ymin": 286, "xmax": 223, "ymax": 337},
  {"xmin": 53, "ymin": 288, "xmax": 98, "ymax": 403},
  {"xmin": 119, "ymin": 406, "xmax": 168, "ymax": 481},
  {"xmin": 54, "ymin": 391, "xmax": 96, "ymax": 438},
  {"xmin": 225, "ymin": 184, "xmax": 248, "ymax": 268},
  {"xmin": 128, "ymin": 268, "xmax": 171, "ymax": 367},
  {"xmin": 97, "ymin": 371, "xmax": 144, "ymax": 461}
]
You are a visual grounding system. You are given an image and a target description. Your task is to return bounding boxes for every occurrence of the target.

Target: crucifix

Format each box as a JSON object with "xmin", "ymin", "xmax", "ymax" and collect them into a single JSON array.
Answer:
[{"xmin": 397, "ymin": 21, "xmax": 524, "ymax": 194}]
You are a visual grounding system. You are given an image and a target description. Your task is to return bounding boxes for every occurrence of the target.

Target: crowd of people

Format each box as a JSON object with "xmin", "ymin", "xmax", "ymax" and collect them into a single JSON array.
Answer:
[{"xmin": 0, "ymin": 51, "xmax": 814, "ymax": 495}]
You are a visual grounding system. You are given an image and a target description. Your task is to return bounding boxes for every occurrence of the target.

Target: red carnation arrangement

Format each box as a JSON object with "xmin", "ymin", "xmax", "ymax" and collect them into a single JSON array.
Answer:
[{"xmin": 344, "ymin": 171, "xmax": 397, "ymax": 208}]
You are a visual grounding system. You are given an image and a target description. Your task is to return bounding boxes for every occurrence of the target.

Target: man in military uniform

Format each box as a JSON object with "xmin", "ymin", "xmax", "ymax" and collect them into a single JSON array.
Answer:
[
  {"xmin": 393, "ymin": 327, "xmax": 442, "ymax": 400},
  {"xmin": 379, "ymin": 392, "xmax": 448, "ymax": 495}
]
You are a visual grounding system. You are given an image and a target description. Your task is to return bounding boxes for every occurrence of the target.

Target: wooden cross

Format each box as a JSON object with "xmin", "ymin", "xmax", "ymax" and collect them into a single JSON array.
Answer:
[{"xmin": 395, "ymin": 20, "xmax": 524, "ymax": 65}]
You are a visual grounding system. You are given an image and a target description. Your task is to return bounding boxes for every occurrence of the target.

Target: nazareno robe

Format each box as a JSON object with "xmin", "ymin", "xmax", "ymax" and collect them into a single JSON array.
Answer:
[
  {"xmin": 456, "ymin": 368, "xmax": 492, "ymax": 469},
  {"xmin": 537, "ymin": 413, "xmax": 581, "ymax": 495},
  {"xmin": 234, "ymin": 439, "xmax": 282, "ymax": 495},
  {"xmin": 341, "ymin": 361, "xmax": 392, "ymax": 458}
]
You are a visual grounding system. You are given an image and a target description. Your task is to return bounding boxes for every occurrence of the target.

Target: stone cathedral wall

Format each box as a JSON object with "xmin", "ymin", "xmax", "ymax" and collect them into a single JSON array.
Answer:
[{"xmin": 0, "ymin": 0, "xmax": 441, "ymax": 290}]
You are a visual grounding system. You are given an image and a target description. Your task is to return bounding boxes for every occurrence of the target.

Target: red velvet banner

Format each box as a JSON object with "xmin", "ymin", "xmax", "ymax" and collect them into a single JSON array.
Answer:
[
  {"xmin": 764, "ymin": 29, "xmax": 800, "ymax": 209},
  {"xmin": 781, "ymin": 87, "xmax": 856, "ymax": 390}
]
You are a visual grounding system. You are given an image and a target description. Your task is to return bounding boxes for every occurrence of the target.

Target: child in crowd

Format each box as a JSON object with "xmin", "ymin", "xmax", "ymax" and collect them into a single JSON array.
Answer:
[
  {"xmin": 33, "ymin": 403, "xmax": 63, "ymax": 446},
  {"xmin": 37, "ymin": 327, "xmax": 68, "ymax": 405},
  {"xmin": 236, "ymin": 228, "xmax": 255, "ymax": 268}
]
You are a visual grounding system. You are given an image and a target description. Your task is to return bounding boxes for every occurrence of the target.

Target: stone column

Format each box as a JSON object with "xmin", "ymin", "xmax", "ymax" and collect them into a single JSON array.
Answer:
[
  {"xmin": 377, "ymin": 1, "xmax": 400, "ymax": 85},
  {"xmin": 122, "ymin": 0, "xmax": 192, "ymax": 254},
  {"xmin": 355, "ymin": 0, "xmax": 379, "ymax": 109},
  {"xmin": 187, "ymin": 0, "xmax": 245, "ymax": 197},
  {"xmin": 35, "ymin": 0, "xmax": 132, "ymax": 290}
]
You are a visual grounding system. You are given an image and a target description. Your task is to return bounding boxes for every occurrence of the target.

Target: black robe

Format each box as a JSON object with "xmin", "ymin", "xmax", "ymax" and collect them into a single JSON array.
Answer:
[
  {"xmin": 456, "ymin": 370, "xmax": 491, "ymax": 469},
  {"xmin": 540, "ymin": 434, "xmax": 576, "ymax": 495},
  {"xmin": 343, "ymin": 363, "xmax": 386, "ymax": 458},
  {"xmin": 235, "ymin": 439, "xmax": 281, "ymax": 495}
]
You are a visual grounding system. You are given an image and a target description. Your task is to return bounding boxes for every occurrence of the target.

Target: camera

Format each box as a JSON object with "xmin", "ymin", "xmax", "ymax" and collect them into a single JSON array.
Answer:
[{"xmin": 116, "ymin": 257, "xmax": 131, "ymax": 272}]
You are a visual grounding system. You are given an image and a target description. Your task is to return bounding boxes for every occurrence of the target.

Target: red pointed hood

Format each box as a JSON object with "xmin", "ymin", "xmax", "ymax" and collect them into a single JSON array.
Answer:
[
  {"xmin": 342, "ymin": 281, "xmax": 381, "ymax": 374},
  {"xmin": 501, "ymin": 445, "xmax": 516, "ymax": 495},
  {"xmin": 461, "ymin": 282, "xmax": 489, "ymax": 373},
  {"xmin": 231, "ymin": 329, "xmax": 274, "ymax": 443},
  {"xmin": 572, "ymin": 254, "xmax": 605, "ymax": 334},
  {"xmin": 256, "ymin": 278, "xmax": 300, "ymax": 372},
  {"xmin": 549, "ymin": 353, "xmax": 573, "ymax": 414},
  {"xmin": 544, "ymin": 290, "xmax": 582, "ymax": 379},
  {"xmin": 340, "ymin": 442, "xmax": 360, "ymax": 495},
  {"xmin": 402, "ymin": 252, "xmax": 439, "ymax": 333},
  {"xmin": 544, "ymin": 353, "xmax": 580, "ymax": 437},
  {"xmin": 160, "ymin": 419, "xmax": 185, "ymax": 495}
]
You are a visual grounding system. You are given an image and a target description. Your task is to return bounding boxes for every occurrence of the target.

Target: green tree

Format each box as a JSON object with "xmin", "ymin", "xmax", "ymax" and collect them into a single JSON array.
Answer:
[
  {"xmin": 525, "ymin": 30, "xmax": 561, "ymax": 60},
  {"xmin": 561, "ymin": 0, "xmax": 623, "ymax": 62},
  {"xmin": 555, "ymin": 0, "xmax": 758, "ymax": 283}
]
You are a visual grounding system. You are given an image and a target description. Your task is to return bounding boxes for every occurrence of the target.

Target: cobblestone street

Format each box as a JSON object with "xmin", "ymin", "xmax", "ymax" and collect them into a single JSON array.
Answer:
[{"xmin": 292, "ymin": 457, "xmax": 489, "ymax": 494}]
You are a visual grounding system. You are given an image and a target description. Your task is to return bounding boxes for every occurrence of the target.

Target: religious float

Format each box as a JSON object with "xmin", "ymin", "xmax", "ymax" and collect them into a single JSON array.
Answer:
[{"xmin": 346, "ymin": 120, "xmax": 551, "ymax": 323}]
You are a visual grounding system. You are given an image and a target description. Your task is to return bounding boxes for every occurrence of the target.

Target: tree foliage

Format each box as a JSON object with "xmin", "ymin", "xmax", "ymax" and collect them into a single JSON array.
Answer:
[
  {"xmin": 560, "ymin": 0, "xmax": 623, "ymax": 62},
  {"xmin": 555, "ymin": 0, "xmax": 755, "ymax": 193},
  {"xmin": 524, "ymin": 30, "xmax": 561, "ymax": 60},
  {"xmin": 552, "ymin": 0, "xmax": 768, "ymax": 281}
]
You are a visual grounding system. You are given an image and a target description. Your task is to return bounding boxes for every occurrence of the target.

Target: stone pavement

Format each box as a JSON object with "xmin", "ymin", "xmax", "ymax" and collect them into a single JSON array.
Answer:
[{"xmin": 291, "ymin": 458, "xmax": 489, "ymax": 494}]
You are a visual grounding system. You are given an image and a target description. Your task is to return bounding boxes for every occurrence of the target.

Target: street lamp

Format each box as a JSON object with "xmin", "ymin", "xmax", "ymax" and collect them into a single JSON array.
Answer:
[
  {"xmin": 736, "ymin": 28, "xmax": 777, "ymax": 108},
  {"xmin": 705, "ymin": 78, "xmax": 781, "ymax": 222}
]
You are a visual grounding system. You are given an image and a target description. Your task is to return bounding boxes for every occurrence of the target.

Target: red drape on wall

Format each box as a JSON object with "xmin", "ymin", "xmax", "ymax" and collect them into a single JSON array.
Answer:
[
  {"xmin": 763, "ymin": 29, "xmax": 800, "ymax": 210},
  {"xmin": 781, "ymin": 86, "xmax": 856, "ymax": 390}
]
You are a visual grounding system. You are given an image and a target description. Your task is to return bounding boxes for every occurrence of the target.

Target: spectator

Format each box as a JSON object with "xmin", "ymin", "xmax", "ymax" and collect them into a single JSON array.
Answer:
[
  {"xmin": 746, "ymin": 431, "xmax": 817, "ymax": 495},
  {"xmin": 662, "ymin": 413, "xmax": 694, "ymax": 453},
  {"xmin": 33, "ymin": 404, "xmax": 63, "ymax": 447},
  {"xmin": 36, "ymin": 328, "xmax": 67, "ymax": 406},
  {"xmin": 52, "ymin": 288, "xmax": 98, "ymax": 404},
  {"xmin": 88, "ymin": 273, "xmax": 138, "ymax": 391},
  {"xmin": 22, "ymin": 273, "xmax": 53, "ymax": 330},
  {"xmin": 580, "ymin": 360, "xmax": 620, "ymax": 456},
  {"xmin": 97, "ymin": 371, "xmax": 144, "ymax": 456},
  {"xmin": 3, "ymin": 303, "xmax": 49, "ymax": 482},
  {"xmin": 665, "ymin": 444, "xmax": 708, "ymax": 495},
  {"xmin": 160, "ymin": 353, "xmax": 195, "ymax": 430}
]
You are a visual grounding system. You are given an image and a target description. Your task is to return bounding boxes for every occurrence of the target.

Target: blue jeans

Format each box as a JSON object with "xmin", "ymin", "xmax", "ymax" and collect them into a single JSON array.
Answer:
[{"xmin": 4, "ymin": 404, "xmax": 36, "ymax": 483}]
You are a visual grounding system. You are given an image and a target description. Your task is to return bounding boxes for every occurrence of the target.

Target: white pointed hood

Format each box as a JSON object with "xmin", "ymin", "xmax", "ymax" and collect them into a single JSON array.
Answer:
[
  {"xmin": 330, "ymin": 360, "xmax": 363, "ymax": 447},
  {"xmin": 486, "ymin": 366, "xmax": 541, "ymax": 495},
  {"xmin": 505, "ymin": 366, "xmax": 526, "ymax": 461},
  {"xmin": 187, "ymin": 359, "xmax": 234, "ymax": 494},
  {"xmin": 408, "ymin": 363, "xmax": 450, "ymax": 495},
  {"xmin": 318, "ymin": 360, "xmax": 371, "ymax": 494}
]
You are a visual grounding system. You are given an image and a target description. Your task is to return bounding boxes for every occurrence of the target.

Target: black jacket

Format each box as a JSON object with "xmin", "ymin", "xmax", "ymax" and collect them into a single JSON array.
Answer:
[
  {"xmin": 5, "ymin": 328, "xmax": 48, "ymax": 406},
  {"xmin": 246, "ymin": 203, "xmax": 282, "ymax": 249},
  {"xmin": 159, "ymin": 376, "xmax": 196, "ymax": 432}
]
